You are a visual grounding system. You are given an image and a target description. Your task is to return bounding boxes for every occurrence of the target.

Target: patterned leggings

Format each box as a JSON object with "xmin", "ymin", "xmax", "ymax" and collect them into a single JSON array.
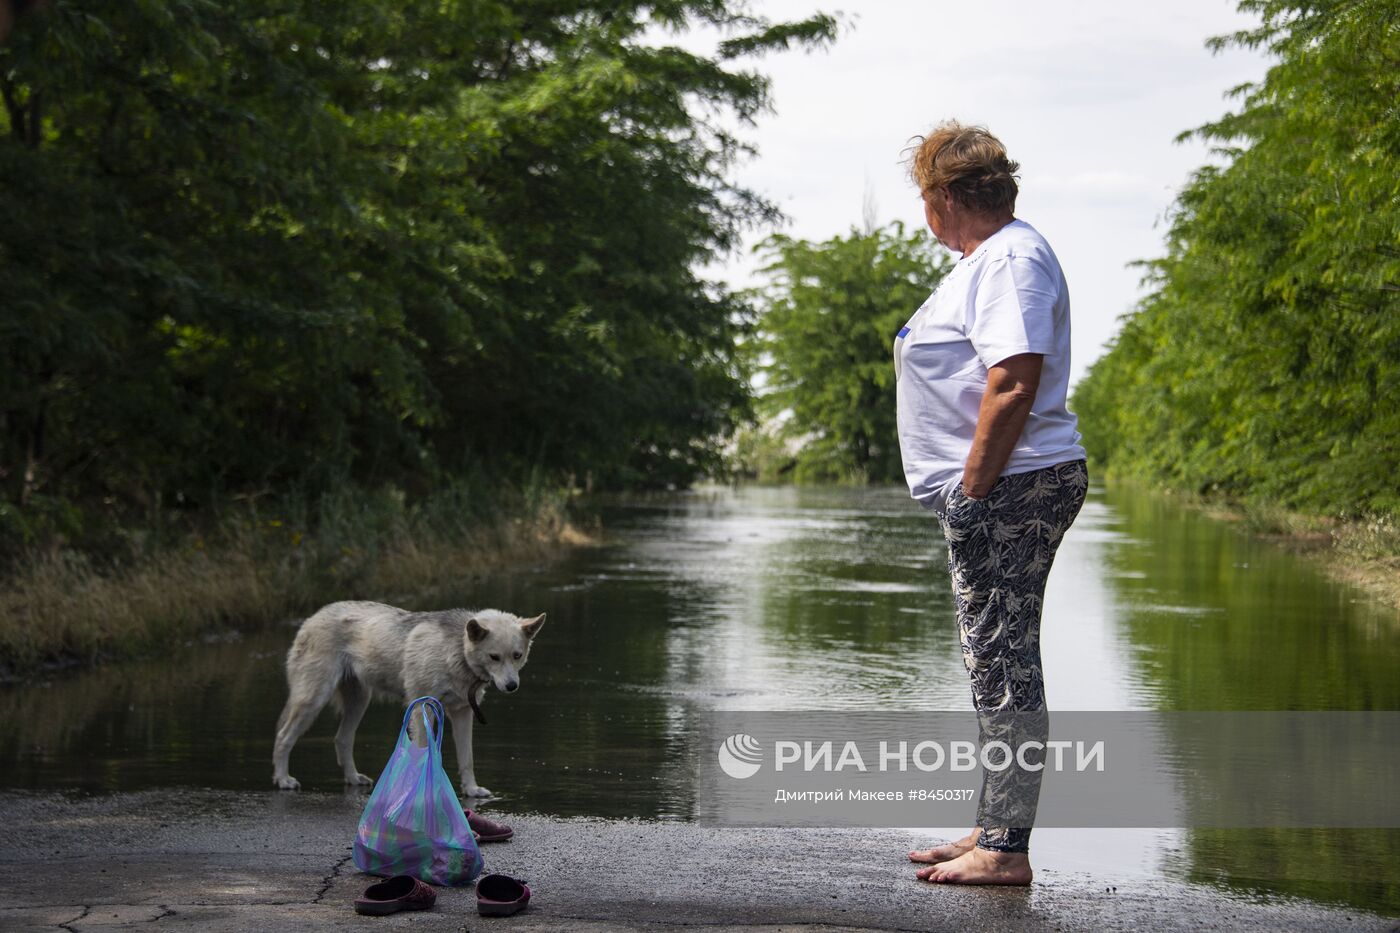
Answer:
[{"xmin": 938, "ymin": 459, "xmax": 1088, "ymax": 854}]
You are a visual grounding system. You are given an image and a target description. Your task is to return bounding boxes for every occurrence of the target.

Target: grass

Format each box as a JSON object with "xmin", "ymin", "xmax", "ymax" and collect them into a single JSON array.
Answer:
[
  {"xmin": 1238, "ymin": 505, "xmax": 1400, "ymax": 609},
  {"xmin": 0, "ymin": 479, "xmax": 593, "ymax": 678}
]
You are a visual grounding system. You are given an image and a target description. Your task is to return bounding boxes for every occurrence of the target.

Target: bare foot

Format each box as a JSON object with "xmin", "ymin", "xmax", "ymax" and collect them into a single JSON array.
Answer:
[
  {"xmin": 916, "ymin": 846, "xmax": 1032, "ymax": 885},
  {"xmin": 909, "ymin": 828, "xmax": 980, "ymax": 865}
]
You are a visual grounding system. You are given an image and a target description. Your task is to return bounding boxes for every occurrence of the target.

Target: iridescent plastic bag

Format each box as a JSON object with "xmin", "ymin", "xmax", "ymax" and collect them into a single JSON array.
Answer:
[{"xmin": 352, "ymin": 696, "xmax": 483, "ymax": 886}]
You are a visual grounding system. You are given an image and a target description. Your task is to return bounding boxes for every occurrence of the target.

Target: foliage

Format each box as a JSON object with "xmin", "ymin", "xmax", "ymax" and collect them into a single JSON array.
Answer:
[
  {"xmin": 0, "ymin": 474, "xmax": 582, "ymax": 672},
  {"xmin": 748, "ymin": 222, "xmax": 952, "ymax": 483},
  {"xmin": 0, "ymin": 0, "xmax": 837, "ymax": 556},
  {"xmin": 1073, "ymin": 0, "xmax": 1400, "ymax": 517}
]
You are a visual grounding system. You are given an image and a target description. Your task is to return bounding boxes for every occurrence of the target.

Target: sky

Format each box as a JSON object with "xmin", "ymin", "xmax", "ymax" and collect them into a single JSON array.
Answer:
[{"xmin": 709, "ymin": 0, "xmax": 1275, "ymax": 385}]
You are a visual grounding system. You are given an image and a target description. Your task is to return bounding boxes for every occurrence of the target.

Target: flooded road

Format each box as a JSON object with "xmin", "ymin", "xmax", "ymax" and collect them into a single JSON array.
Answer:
[{"xmin": 3, "ymin": 482, "xmax": 1396, "ymax": 914}]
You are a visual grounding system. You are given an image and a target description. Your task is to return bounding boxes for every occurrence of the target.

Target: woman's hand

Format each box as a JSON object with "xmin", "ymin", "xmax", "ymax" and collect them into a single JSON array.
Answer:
[{"xmin": 961, "ymin": 354, "xmax": 1044, "ymax": 497}]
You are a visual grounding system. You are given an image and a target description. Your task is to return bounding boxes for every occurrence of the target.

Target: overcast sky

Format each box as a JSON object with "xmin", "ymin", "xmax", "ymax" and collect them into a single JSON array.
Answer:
[{"xmin": 712, "ymin": 0, "xmax": 1274, "ymax": 385}]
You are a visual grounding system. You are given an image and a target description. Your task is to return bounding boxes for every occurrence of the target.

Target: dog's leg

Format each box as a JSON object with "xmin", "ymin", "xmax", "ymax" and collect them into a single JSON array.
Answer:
[
  {"xmin": 334, "ymin": 675, "xmax": 374, "ymax": 786},
  {"xmin": 404, "ymin": 698, "xmax": 438, "ymax": 748},
  {"xmin": 272, "ymin": 681, "xmax": 336, "ymax": 790},
  {"xmin": 445, "ymin": 703, "xmax": 491, "ymax": 797}
]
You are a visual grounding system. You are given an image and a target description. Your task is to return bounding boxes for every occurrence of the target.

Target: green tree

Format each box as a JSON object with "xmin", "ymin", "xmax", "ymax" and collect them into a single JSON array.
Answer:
[
  {"xmin": 0, "ymin": 1, "xmax": 837, "ymax": 552},
  {"xmin": 1074, "ymin": 0, "xmax": 1400, "ymax": 516},
  {"xmin": 752, "ymin": 222, "xmax": 952, "ymax": 483}
]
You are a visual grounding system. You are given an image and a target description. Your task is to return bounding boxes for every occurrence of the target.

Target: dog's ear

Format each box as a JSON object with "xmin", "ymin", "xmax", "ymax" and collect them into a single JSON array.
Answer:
[
  {"xmin": 466, "ymin": 617, "xmax": 489, "ymax": 643},
  {"xmin": 520, "ymin": 613, "xmax": 546, "ymax": 640}
]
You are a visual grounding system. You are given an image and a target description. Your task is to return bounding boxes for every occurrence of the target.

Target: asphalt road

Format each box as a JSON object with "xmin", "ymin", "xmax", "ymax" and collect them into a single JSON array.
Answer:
[{"xmin": 0, "ymin": 790, "xmax": 1393, "ymax": 932}]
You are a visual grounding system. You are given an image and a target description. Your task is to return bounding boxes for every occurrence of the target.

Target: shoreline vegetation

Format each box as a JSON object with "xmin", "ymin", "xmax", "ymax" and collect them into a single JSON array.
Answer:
[
  {"xmin": 0, "ymin": 483, "xmax": 594, "ymax": 681},
  {"xmin": 1098, "ymin": 472, "xmax": 1400, "ymax": 613},
  {"xmin": 1195, "ymin": 495, "xmax": 1400, "ymax": 614}
]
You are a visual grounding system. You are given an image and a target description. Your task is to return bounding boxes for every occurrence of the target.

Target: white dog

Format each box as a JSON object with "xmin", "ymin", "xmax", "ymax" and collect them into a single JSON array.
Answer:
[{"xmin": 272, "ymin": 600, "xmax": 545, "ymax": 796}]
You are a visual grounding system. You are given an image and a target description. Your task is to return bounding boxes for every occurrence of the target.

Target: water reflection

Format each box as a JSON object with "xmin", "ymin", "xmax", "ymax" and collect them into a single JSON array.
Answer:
[
  {"xmin": 1091, "ymin": 482, "xmax": 1400, "ymax": 915},
  {"xmin": 0, "ymin": 482, "xmax": 1395, "ymax": 913}
]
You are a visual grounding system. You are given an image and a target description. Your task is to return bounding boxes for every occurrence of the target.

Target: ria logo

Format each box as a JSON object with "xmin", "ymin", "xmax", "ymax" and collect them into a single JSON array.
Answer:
[{"xmin": 717, "ymin": 733, "xmax": 763, "ymax": 779}]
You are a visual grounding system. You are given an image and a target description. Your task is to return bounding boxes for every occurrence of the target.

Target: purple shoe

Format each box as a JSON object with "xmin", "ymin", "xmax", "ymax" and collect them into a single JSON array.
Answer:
[
  {"xmin": 466, "ymin": 809, "xmax": 514, "ymax": 843},
  {"xmin": 353, "ymin": 875, "xmax": 436, "ymax": 916},
  {"xmin": 476, "ymin": 874, "xmax": 530, "ymax": 917}
]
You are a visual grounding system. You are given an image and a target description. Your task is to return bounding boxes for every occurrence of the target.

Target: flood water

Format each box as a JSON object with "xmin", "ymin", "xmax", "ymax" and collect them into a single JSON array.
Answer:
[{"xmin": 2, "ymin": 482, "xmax": 1397, "ymax": 914}]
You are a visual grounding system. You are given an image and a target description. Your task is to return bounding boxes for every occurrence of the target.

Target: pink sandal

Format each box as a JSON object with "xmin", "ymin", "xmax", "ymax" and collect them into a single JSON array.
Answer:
[
  {"xmin": 476, "ymin": 874, "xmax": 530, "ymax": 916},
  {"xmin": 353, "ymin": 875, "xmax": 436, "ymax": 916},
  {"xmin": 466, "ymin": 809, "xmax": 513, "ymax": 843}
]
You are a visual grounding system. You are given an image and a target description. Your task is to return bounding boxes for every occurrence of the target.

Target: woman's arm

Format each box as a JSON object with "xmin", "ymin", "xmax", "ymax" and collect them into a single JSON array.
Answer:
[{"xmin": 961, "ymin": 353, "xmax": 1043, "ymax": 499}]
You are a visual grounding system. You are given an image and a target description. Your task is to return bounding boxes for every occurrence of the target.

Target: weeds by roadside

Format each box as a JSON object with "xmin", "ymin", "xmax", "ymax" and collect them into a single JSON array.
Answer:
[{"xmin": 0, "ymin": 480, "xmax": 593, "ymax": 678}]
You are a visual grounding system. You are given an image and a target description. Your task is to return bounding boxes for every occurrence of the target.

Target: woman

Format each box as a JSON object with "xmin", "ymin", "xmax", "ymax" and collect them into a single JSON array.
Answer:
[{"xmin": 894, "ymin": 121, "xmax": 1088, "ymax": 885}]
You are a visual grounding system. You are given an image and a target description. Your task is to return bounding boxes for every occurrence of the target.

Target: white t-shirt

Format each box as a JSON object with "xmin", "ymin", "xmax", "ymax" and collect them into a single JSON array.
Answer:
[{"xmin": 895, "ymin": 219, "xmax": 1085, "ymax": 513}]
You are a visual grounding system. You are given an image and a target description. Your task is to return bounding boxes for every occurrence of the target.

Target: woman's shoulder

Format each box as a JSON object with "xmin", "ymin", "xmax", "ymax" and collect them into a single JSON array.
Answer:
[
  {"xmin": 975, "ymin": 220, "xmax": 1062, "ymax": 276},
  {"xmin": 986, "ymin": 219, "xmax": 1052, "ymax": 255}
]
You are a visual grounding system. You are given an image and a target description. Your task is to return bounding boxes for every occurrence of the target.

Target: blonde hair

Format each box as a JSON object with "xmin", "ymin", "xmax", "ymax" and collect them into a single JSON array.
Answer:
[{"xmin": 907, "ymin": 121, "xmax": 1020, "ymax": 215}]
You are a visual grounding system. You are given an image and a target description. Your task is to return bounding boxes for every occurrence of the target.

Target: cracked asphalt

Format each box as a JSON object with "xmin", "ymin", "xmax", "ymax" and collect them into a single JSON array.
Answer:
[{"xmin": 1, "ymin": 790, "xmax": 1395, "ymax": 932}]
